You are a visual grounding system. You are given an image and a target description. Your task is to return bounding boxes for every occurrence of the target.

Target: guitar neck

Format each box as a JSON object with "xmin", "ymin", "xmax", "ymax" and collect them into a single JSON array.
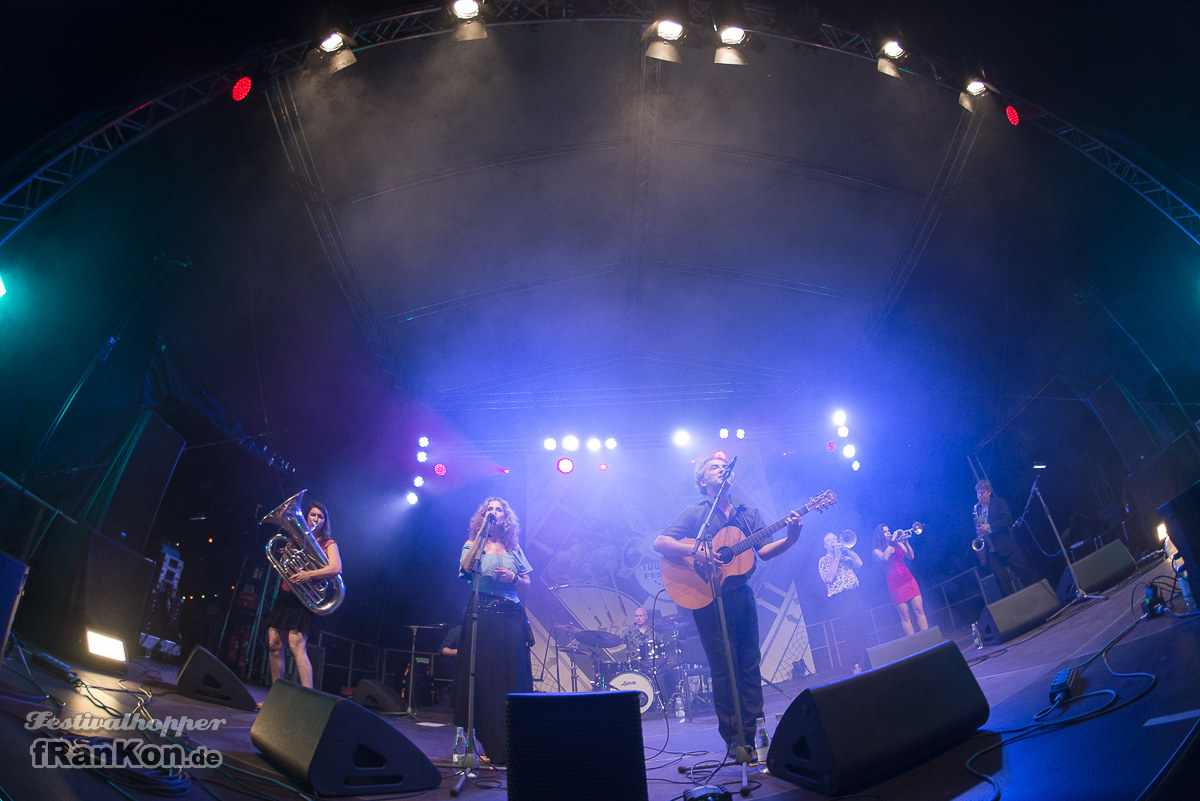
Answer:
[{"xmin": 725, "ymin": 504, "xmax": 812, "ymax": 557}]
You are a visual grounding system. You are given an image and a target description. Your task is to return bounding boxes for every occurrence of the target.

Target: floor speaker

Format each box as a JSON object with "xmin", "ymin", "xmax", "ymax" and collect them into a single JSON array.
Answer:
[
  {"xmin": 352, "ymin": 679, "xmax": 406, "ymax": 713},
  {"xmin": 177, "ymin": 646, "xmax": 257, "ymax": 710},
  {"xmin": 865, "ymin": 626, "xmax": 944, "ymax": 669},
  {"xmin": 978, "ymin": 579, "xmax": 1060, "ymax": 644},
  {"xmin": 767, "ymin": 641, "xmax": 989, "ymax": 795},
  {"xmin": 252, "ymin": 680, "xmax": 440, "ymax": 796},
  {"xmin": 1159, "ymin": 479, "xmax": 1200, "ymax": 575},
  {"xmin": 1064, "ymin": 540, "xmax": 1136, "ymax": 596},
  {"xmin": 506, "ymin": 691, "xmax": 648, "ymax": 801}
]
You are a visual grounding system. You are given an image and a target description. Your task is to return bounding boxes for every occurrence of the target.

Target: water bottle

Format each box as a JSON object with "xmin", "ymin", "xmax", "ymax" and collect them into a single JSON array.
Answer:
[
  {"xmin": 674, "ymin": 695, "xmax": 686, "ymax": 722},
  {"xmin": 971, "ymin": 623, "xmax": 983, "ymax": 650},
  {"xmin": 754, "ymin": 717, "xmax": 770, "ymax": 765},
  {"xmin": 1178, "ymin": 564, "xmax": 1196, "ymax": 611},
  {"xmin": 452, "ymin": 726, "xmax": 467, "ymax": 766}
]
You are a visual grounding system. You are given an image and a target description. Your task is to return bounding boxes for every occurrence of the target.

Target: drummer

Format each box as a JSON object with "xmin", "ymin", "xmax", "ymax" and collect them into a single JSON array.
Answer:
[{"xmin": 621, "ymin": 608, "xmax": 667, "ymax": 674}]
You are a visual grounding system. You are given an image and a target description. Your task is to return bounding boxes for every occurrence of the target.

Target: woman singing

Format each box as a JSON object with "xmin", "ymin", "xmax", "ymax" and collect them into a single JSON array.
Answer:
[
  {"xmin": 871, "ymin": 524, "xmax": 928, "ymax": 636},
  {"xmin": 266, "ymin": 499, "xmax": 341, "ymax": 688},
  {"xmin": 455, "ymin": 497, "xmax": 533, "ymax": 766}
]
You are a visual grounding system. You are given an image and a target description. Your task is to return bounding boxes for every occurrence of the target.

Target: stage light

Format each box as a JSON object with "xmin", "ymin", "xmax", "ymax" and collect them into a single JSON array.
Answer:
[
  {"xmin": 711, "ymin": 0, "xmax": 750, "ymax": 65},
  {"xmin": 320, "ymin": 32, "xmax": 348, "ymax": 52},
  {"xmin": 719, "ymin": 428, "xmax": 730, "ymax": 439},
  {"xmin": 965, "ymin": 79, "xmax": 988, "ymax": 96},
  {"xmin": 309, "ymin": 28, "xmax": 357, "ymax": 74},
  {"xmin": 231, "ymin": 76, "xmax": 252, "ymax": 101},
  {"xmin": 452, "ymin": 0, "xmax": 481, "ymax": 19},
  {"xmin": 842, "ymin": 444, "xmax": 856, "ymax": 458},
  {"xmin": 557, "ymin": 458, "xmax": 574, "ymax": 474},
  {"xmin": 413, "ymin": 476, "xmax": 424, "ymax": 487},
  {"xmin": 418, "ymin": 436, "xmax": 430, "ymax": 448},
  {"xmin": 837, "ymin": 425, "xmax": 849, "ymax": 438},
  {"xmin": 562, "ymin": 435, "xmax": 580, "ymax": 451},
  {"xmin": 735, "ymin": 428, "xmax": 745, "ymax": 439},
  {"xmin": 434, "ymin": 463, "xmax": 447, "ymax": 476},
  {"xmin": 543, "ymin": 437, "xmax": 557, "ymax": 450},
  {"xmin": 881, "ymin": 40, "xmax": 904, "ymax": 59},
  {"xmin": 1006, "ymin": 105, "xmax": 1020, "ymax": 126},
  {"xmin": 643, "ymin": 0, "xmax": 689, "ymax": 63},
  {"xmin": 586, "ymin": 437, "xmax": 602, "ymax": 452},
  {"xmin": 852, "ymin": 460, "xmax": 861, "ymax": 471},
  {"xmin": 599, "ymin": 463, "xmax": 608, "ymax": 471},
  {"xmin": 832, "ymin": 410, "xmax": 847, "ymax": 426},
  {"xmin": 406, "ymin": 492, "xmax": 419, "ymax": 505},
  {"xmin": 417, "ymin": 451, "xmax": 428, "ymax": 462},
  {"xmin": 86, "ymin": 630, "xmax": 127, "ymax": 663},
  {"xmin": 827, "ymin": 441, "xmax": 836, "ymax": 452},
  {"xmin": 0, "ymin": 274, "xmax": 6, "ymax": 298},
  {"xmin": 673, "ymin": 429, "xmax": 691, "ymax": 446},
  {"xmin": 605, "ymin": 437, "xmax": 617, "ymax": 450}
]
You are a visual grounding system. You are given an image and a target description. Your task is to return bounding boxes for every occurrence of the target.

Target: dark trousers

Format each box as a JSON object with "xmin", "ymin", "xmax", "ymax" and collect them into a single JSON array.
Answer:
[
  {"xmin": 987, "ymin": 532, "xmax": 1038, "ymax": 596},
  {"xmin": 693, "ymin": 583, "xmax": 763, "ymax": 748}
]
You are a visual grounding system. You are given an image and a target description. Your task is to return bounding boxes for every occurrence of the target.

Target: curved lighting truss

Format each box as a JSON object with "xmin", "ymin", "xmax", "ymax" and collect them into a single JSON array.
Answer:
[{"xmin": 1, "ymin": 0, "xmax": 1196, "ymax": 251}]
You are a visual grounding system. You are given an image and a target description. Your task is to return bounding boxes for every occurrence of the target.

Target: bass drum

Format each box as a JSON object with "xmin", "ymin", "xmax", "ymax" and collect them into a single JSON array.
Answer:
[{"xmin": 608, "ymin": 670, "xmax": 657, "ymax": 715}]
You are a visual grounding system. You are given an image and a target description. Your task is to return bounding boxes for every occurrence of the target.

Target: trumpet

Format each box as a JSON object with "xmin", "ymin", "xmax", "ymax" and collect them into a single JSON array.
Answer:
[
  {"xmin": 890, "ymin": 522, "xmax": 924, "ymax": 543},
  {"xmin": 261, "ymin": 490, "xmax": 345, "ymax": 615}
]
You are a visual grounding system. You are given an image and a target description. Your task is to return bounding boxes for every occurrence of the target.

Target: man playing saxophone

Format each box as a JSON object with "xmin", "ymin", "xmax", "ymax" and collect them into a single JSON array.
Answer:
[
  {"xmin": 266, "ymin": 498, "xmax": 341, "ymax": 688},
  {"xmin": 973, "ymin": 480, "xmax": 1036, "ymax": 597}
]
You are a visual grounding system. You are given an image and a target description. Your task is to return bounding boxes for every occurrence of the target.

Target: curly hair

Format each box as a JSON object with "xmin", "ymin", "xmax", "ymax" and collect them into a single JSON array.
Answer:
[
  {"xmin": 468, "ymin": 497, "xmax": 520, "ymax": 551},
  {"xmin": 871, "ymin": 523, "xmax": 890, "ymax": 552}
]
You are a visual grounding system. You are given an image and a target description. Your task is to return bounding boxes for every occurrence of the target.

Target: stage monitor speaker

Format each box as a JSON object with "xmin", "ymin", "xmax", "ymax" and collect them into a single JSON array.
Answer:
[
  {"xmin": 0, "ymin": 553, "xmax": 29, "ymax": 658},
  {"xmin": 352, "ymin": 679, "xmax": 406, "ymax": 713},
  {"xmin": 978, "ymin": 579, "xmax": 1060, "ymax": 644},
  {"xmin": 177, "ymin": 646, "xmax": 256, "ymax": 711},
  {"xmin": 1063, "ymin": 540, "xmax": 1136, "ymax": 598},
  {"xmin": 506, "ymin": 691, "xmax": 648, "ymax": 801},
  {"xmin": 767, "ymin": 641, "xmax": 989, "ymax": 796},
  {"xmin": 1159, "ymin": 479, "xmax": 1200, "ymax": 576},
  {"xmin": 865, "ymin": 626, "xmax": 944, "ymax": 669},
  {"xmin": 252, "ymin": 680, "xmax": 440, "ymax": 796}
]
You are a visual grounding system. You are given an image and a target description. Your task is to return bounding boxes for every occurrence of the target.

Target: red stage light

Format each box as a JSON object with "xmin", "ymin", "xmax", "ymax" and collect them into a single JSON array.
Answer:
[
  {"xmin": 434, "ymin": 463, "xmax": 447, "ymax": 476},
  {"xmin": 1006, "ymin": 105, "xmax": 1019, "ymax": 126},
  {"xmin": 598, "ymin": 463, "xmax": 608, "ymax": 471},
  {"xmin": 232, "ymin": 76, "xmax": 252, "ymax": 101},
  {"xmin": 827, "ymin": 441, "xmax": 836, "ymax": 452}
]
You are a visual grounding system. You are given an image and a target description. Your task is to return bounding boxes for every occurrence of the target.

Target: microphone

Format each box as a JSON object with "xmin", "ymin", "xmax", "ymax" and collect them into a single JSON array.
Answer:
[
  {"xmin": 487, "ymin": 513, "xmax": 497, "ymax": 523},
  {"xmin": 722, "ymin": 456, "xmax": 738, "ymax": 479}
]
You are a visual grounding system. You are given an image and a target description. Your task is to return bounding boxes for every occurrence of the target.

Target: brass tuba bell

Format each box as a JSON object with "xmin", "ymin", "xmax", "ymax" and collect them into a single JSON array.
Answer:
[{"xmin": 260, "ymin": 490, "xmax": 345, "ymax": 615}]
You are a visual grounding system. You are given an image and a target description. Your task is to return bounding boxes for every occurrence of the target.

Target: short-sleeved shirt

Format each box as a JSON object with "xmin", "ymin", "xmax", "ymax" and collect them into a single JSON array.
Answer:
[
  {"xmin": 661, "ymin": 496, "xmax": 766, "ymax": 590},
  {"xmin": 818, "ymin": 552, "xmax": 860, "ymax": 596},
  {"xmin": 459, "ymin": 543, "xmax": 533, "ymax": 601}
]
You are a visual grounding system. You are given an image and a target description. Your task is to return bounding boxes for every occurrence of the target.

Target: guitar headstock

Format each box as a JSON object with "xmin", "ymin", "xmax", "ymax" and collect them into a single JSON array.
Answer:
[{"xmin": 806, "ymin": 490, "xmax": 838, "ymax": 513}]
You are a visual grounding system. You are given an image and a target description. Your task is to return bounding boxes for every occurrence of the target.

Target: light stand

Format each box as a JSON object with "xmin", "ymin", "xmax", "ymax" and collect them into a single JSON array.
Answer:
[
  {"xmin": 1031, "ymin": 477, "xmax": 1105, "ymax": 612},
  {"xmin": 451, "ymin": 516, "xmax": 492, "ymax": 797}
]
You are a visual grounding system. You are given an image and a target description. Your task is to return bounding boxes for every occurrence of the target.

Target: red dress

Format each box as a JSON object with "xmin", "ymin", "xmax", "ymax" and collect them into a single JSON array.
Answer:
[{"xmin": 883, "ymin": 549, "xmax": 921, "ymax": 605}]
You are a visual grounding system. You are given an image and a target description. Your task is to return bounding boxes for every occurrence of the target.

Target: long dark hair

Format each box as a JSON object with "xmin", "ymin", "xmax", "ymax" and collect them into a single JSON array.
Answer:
[{"xmin": 305, "ymin": 499, "xmax": 331, "ymax": 544}]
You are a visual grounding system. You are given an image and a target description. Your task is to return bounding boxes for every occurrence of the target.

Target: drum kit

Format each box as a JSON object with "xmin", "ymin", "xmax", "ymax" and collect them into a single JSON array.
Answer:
[{"xmin": 552, "ymin": 614, "xmax": 711, "ymax": 716}]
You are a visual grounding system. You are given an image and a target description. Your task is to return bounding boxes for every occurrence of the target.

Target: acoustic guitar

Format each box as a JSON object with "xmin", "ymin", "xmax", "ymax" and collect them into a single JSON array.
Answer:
[{"xmin": 661, "ymin": 490, "xmax": 838, "ymax": 610}]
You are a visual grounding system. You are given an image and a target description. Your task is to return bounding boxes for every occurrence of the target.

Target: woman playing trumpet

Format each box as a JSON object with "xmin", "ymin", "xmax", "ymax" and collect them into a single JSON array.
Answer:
[{"xmin": 872, "ymin": 523, "xmax": 928, "ymax": 636}]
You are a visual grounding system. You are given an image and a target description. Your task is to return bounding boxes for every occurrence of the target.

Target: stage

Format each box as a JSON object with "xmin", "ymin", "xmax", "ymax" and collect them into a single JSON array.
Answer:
[{"xmin": 1, "ymin": 557, "xmax": 1196, "ymax": 801}]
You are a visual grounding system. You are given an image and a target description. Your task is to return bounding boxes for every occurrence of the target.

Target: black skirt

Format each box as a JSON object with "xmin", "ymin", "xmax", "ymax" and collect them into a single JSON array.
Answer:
[{"xmin": 266, "ymin": 589, "xmax": 316, "ymax": 638}]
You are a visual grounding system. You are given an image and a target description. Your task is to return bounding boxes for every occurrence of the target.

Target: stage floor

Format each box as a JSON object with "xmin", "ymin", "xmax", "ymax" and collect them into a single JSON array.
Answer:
[{"xmin": 2, "ymin": 556, "xmax": 1197, "ymax": 801}]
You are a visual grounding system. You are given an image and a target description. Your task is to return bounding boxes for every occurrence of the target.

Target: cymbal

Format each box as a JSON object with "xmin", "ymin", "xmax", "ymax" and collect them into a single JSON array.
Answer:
[
  {"xmin": 655, "ymin": 615, "xmax": 695, "ymax": 635},
  {"xmin": 573, "ymin": 629, "xmax": 622, "ymax": 648},
  {"xmin": 552, "ymin": 624, "xmax": 581, "ymax": 635}
]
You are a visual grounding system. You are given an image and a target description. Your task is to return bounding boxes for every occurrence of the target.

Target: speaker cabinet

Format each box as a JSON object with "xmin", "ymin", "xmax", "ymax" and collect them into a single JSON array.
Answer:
[
  {"xmin": 865, "ymin": 626, "xmax": 944, "ymax": 669},
  {"xmin": 177, "ymin": 646, "xmax": 256, "ymax": 711},
  {"xmin": 352, "ymin": 679, "xmax": 406, "ymax": 713},
  {"xmin": 506, "ymin": 692, "xmax": 648, "ymax": 801},
  {"xmin": 252, "ymin": 680, "xmax": 440, "ymax": 796},
  {"xmin": 1159, "ymin": 479, "xmax": 1200, "ymax": 575},
  {"xmin": 1065, "ymin": 540, "xmax": 1136, "ymax": 596},
  {"xmin": 978, "ymin": 579, "xmax": 1060, "ymax": 644},
  {"xmin": 767, "ymin": 641, "xmax": 989, "ymax": 795},
  {"xmin": 0, "ymin": 554, "xmax": 29, "ymax": 659}
]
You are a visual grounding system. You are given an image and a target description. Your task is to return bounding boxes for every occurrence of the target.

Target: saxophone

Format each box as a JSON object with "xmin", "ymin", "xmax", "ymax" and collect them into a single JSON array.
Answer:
[
  {"xmin": 260, "ymin": 490, "xmax": 345, "ymax": 615},
  {"xmin": 972, "ymin": 504, "xmax": 987, "ymax": 553}
]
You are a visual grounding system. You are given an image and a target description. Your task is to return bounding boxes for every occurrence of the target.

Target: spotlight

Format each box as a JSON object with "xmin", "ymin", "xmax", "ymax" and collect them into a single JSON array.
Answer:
[
  {"xmin": 413, "ymin": 476, "xmax": 424, "ymax": 487},
  {"xmin": 735, "ymin": 429, "xmax": 745, "ymax": 439},
  {"xmin": 451, "ymin": 0, "xmax": 481, "ymax": 19},
  {"xmin": 434, "ymin": 463, "xmax": 447, "ymax": 476},
  {"xmin": 643, "ymin": 0, "xmax": 690, "ymax": 63},
  {"xmin": 837, "ymin": 425, "xmax": 849, "ymax": 438},
  {"xmin": 406, "ymin": 492, "xmax": 419, "ymax": 505},
  {"xmin": 557, "ymin": 458, "xmax": 575, "ymax": 474},
  {"xmin": 880, "ymin": 40, "xmax": 905, "ymax": 59},
  {"xmin": 449, "ymin": 0, "xmax": 489, "ymax": 41},
  {"xmin": 673, "ymin": 429, "xmax": 691, "ymax": 447},
  {"xmin": 710, "ymin": 0, "xmax": 753, "ymax": 65},
  {"xmin": 605, "ymin": 437, "xmax": 618, "ymax": 450},
  {"xmin": 85, "ymin": 630, "xmax": 127, "ymax": 668},
  {"xmin": 417, "ymin": 451, "xmax": 428, "ymax": 463},
  {"xmin": 832, "ymin": 410, "xmax": 847, "ymax": 426},
  {"xmin": 562, "ymin": 435, "xmax": 580, "ymax": 451},
  {"xmin": 586, "ymin": 437, "xmax": 602, "ymax": 452},
  {"xmin": 308, "ymin": 28, "xmax": 357, "ymax": 74},
  {"xmin": 231, "ymin": 76, "xmax": 252, "ymax": 101},
  {"xmin": 418, "ymin": 436, "xmax": 430, "ymax": 448},
  {"xmin": 719, "ymin": 428, "xmax": 729, "ymax": 439},
  {"xmin": 543, "ymin": 437, "xmax": 557, "ymax": 451},
  {"xmin": 842, "ymin": 444, "xmax": 856, "ymax": 458},
  {"xmin": 852, "ymin": 460, "xmax": 861, "ymax": 471},
  {"xmin": 965, "ymin": 79, "xmax": 988, "ymax": 96},
  {"xmin": 319, "ymin": 31, "xmax": 349, "ymax": 52},
  {"xmin": 599, "ymin": 463, "xmax": 608, "ymax": 471}
]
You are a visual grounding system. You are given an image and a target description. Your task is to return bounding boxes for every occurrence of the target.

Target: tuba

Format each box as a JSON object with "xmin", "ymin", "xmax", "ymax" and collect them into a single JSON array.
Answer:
[{"xmin": 260, "ymin": 490, "xmax": 345, "ymax": 615}]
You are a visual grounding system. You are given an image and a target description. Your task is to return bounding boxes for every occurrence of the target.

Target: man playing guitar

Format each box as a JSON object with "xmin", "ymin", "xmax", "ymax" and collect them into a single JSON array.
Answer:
[{"xmin": 653, "ymin": 455, "xmax": 804, "ymax": 763}]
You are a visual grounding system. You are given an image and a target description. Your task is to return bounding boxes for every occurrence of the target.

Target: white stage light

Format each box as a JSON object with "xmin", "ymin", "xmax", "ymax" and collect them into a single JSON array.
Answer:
[{"xmin": 562, "ymin": 435, "xmax": 579, "ymax": 451}]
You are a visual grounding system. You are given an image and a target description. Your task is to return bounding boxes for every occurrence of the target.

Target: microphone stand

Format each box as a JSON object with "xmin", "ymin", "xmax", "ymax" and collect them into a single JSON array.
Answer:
[
  {"xmin": 693, "ymin": 461, "xmax": 754, "ymax": 794},
  {"xmin": 1032, "ymin": 478, "xmax": 1105, "ymax": 618},
  {"xmin": 452, "ymin": 516, "xmax": 492, "ymax": 797}
]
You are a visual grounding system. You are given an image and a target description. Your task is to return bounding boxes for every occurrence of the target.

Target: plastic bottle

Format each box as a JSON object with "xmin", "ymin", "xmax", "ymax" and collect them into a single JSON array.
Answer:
[
  {"xmin": 971, "ymin": 623, "xmax": 983, "ymax": 650},
  {"xmin": 755, "ymin": 717, "xmax": 770, "ymax": 765},
  {"xmin": 1178, "ymin": 565, "xmax": 1196, "ymax": 611},
  {"xmin": 452, "ymin": 726, "xmax": 467, "ymax": 766},
  {"xmin": 674, "ymin": 695, "xmax": 686, "ymax": 722}
]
